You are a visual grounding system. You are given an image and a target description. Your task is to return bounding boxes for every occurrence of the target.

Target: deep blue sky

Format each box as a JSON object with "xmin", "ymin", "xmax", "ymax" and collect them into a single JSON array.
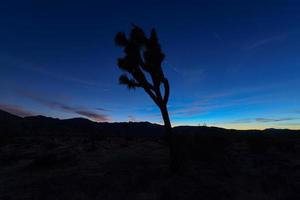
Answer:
[{"xmin": 1, "ymin": 0, "xmax": 300, "ymax": 129}]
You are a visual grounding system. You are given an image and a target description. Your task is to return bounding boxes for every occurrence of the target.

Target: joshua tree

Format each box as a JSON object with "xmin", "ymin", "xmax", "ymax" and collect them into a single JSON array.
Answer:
[
  {"xmin": 114, "ymin": 25, "xmax": 172, "ymax": 141},
  {"xmin": 115, "ymin": 26, "xmax": 180, "ymax": 172}
]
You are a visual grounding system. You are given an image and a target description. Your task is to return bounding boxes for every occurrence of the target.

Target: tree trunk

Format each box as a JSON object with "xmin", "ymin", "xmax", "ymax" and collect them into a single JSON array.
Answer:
[
  {"xmin": 159, "ymin": 103, "xmax": 180, "ymax": 173},
  {"xmin": 159, "ymin": 103, "xmax": 172, "ymax": 142}
]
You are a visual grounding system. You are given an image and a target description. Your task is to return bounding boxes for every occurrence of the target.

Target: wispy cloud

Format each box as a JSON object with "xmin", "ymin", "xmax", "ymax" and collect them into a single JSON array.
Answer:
[
  {"xmin": 18, "ymin": 90, "xmax": 111, "ymax": 122},
  {"xmin": 96, "ymin": 107, "xmax": 111, "ymax": 112},
  {"xmin": 233, "ymin": 117, "xmax": 298, "ymax": 124},
  {"xmin": 1, "ymin": 55, "xmax": 110, "ymax": 91},
  {"xmin": 169, "ymin": 65, "xmax": 206, "ymax": 85},
  {"xmin": 246, "ymin": 34, "xmax": 286, "ymax": 50},
  {"xmin": 256, "ymin": 117, "xmax": 297, "ymax": 123},
  {"xmin": 169, "ymin": 94, "xmax": 272, "ymax": 118},
  {"xmin": 23, "ymin": 66, "xmax": 110, "ymax": 91},
  {"xmin": 169, "ymin": 80, "xmax": 298, "ymax": 118},
  {"xmin": 0, "ymin": 104, "xmax": 36, "ymax": 117},
  {"xmin": 74, "ymin": 110, "xmax": 110, "ymax": 122}
]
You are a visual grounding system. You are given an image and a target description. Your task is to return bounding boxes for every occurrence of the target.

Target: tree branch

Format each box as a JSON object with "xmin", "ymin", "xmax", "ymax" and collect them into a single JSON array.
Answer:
[
  {"xmin": 162, "ymin": 78, "xmax": 170, "ymax": 104},
  {"xmin": 144, "ymin": 86, "xmax": 160, "ymax": 106}
]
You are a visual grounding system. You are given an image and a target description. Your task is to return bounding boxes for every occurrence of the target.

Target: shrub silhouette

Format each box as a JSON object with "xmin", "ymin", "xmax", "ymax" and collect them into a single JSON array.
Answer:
[{"xmin": 115, "ymin": 25, "xmax": 180, "ymax": 172}]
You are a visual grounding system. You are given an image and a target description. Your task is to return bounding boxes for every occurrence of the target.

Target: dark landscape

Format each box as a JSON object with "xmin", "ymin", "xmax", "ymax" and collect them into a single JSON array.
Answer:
[
  {"xmin": 1, "ymin": 1, "xmax": 300, "ymax": 199},
  {"xmin": 1, "ymin": 109, "xmax": 300, "ymax": 200}
]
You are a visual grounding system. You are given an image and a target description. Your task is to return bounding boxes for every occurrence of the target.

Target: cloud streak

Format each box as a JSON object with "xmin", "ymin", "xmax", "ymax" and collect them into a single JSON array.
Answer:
[
  {"xmin": 233, "ymin": 117, "xmax": 298, "ymax": 124},
  {"xmin": 18, "ymin": 90, "xmax": 111, "ymax": 122},
  {"xmin": 169, "ymin": 65, "xmax": 206, "ymax": 85},
  {"xmin": 256, "ymin": 118, "xmax": 297, "ymax": 123},
  {"xmin": 0, "ymin": 104, "xmax": 36, "ymax": 117},
  {"xmin": 20, "ymin": 65, "xmax": 110, "ymax": 91},
  {"xmin": 168, "ymin": 81, "xmax": 299, "ymax": 119},
  {"xmin": 169, "ymin": 94, "xmax": 272, "ymax": 118},
  {"xmin": 246, "ymin": 35, "xmax": 286, "ymax": 50},
  {"xmin": 0, "ymin": 55, "xmax": 110, "ymax": 91}
]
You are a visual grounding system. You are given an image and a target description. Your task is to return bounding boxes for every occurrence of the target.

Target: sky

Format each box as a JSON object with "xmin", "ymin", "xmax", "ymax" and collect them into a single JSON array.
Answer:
[{"xmin": 0, "ymin": 0, "xmax": 300, "ymax": 129}]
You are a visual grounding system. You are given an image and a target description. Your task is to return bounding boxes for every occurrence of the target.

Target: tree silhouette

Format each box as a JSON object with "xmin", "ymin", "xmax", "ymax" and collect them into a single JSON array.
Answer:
[
  {"xmin": 115, "ymin": 25, "xmax": 172, "ymax": 141},
  {"xmin": 115, "ymin": 26, "xmax": 180, "ymax": 172}
]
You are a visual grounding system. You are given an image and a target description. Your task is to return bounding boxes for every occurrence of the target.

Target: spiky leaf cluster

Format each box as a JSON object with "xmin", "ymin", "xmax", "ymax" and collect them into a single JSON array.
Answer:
[{"xmin": 115, "ymin": 25, "xmax": 170, "ymax": 106}]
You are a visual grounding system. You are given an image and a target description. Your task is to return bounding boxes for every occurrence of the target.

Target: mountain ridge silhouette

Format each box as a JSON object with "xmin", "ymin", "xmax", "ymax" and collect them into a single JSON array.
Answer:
[{"xmin": 0, "ymin": 109, "xmax": 299, "ymax": 137}]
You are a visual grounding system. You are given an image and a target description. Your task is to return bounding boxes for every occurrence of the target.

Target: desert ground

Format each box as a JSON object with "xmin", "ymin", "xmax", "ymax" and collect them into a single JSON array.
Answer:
[{"xmin": 0, "ymin": 133, "xmax": 300, "ymax": 200}]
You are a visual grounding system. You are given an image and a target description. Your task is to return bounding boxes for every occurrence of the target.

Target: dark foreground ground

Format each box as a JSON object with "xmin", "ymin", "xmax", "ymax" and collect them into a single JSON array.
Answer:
[{"xmin": 0, "ymin": 133, "xmax": 300, "ymax": 200}]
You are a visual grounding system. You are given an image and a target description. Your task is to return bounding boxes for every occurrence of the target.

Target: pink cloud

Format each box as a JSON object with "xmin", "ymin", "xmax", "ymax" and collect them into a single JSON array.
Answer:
[
  {"xmin": 0, "ymin": 104, "xmax": 35, "ymax": 117},
  {"xmin": 16, "ymin": 89, "xmax": 111, "ymax": 122}
]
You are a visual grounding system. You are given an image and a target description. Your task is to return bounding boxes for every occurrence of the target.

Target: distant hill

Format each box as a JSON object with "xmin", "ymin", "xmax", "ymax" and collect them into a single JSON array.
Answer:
[
  {"xmin": 0, "ymin": 109, "xmax": 299, "ymax": 137},
  {"xmin": 0, "ymin": 109, "xmax": 164, "ymax": 137},
  {"xmin": 174, "ymin": 125, "xmax": 300, "ymax": 136},
  {"xmin": 0, "ymin": 109, "xmax": 22, "ymax": 121},
  {"xmin": 0, "ymin": 109, "xmax": 24, "ymax": 134}
]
